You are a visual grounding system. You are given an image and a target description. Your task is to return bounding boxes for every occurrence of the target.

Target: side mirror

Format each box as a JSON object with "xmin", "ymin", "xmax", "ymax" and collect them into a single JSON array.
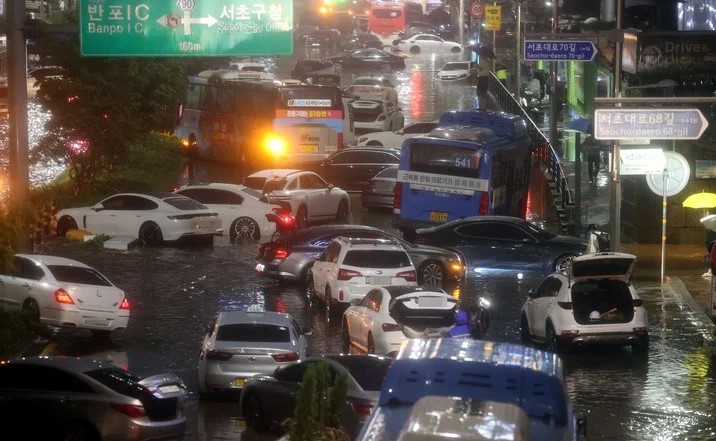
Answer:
[
  {"xmin": 350, "ymin": 298, "xmax": 361, "ymax": 306},
  {"xmin": 302, "ymin": 327, "xmax": 313, "ymax": 336}
]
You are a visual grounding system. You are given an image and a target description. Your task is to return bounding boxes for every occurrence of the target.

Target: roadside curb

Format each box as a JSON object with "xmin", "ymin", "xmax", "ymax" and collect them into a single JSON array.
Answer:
[{"xmin": 667, "ymin": 277, "xmax": 716, "ymax": 351}]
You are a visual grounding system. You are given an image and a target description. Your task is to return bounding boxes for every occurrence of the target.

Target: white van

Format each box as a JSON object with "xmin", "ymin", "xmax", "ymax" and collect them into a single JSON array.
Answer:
[{"xmin": 397, "ymin": 396, "xmax": 530, "ymax": 441}]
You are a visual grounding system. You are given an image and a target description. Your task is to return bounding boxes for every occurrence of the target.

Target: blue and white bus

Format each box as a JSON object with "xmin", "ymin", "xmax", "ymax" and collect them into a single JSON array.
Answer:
[{"xmin": 392, "ymin": 109, "xmax": 532, "ymax": 236}]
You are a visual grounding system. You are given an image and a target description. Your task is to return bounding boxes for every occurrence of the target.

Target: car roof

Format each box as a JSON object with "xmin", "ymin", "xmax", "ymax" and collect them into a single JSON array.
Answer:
[
  {"xmin": 8, "ymin": 356, "xmax": 111, "ymax": 373},
  {"xmin": 334, "ymin": 236, "xmax": 400, "ymax": 247},
  {"xmin": 177, "ymin": 182, "xmax": 243, "ymax": 192},
  {"xmin": 292, "ymin": 224, "xmax": 387, "ymax": 242},
  {"xmin": 16, "ymin": 253, "xmax": 92, "ymax": 268},
  {"xmin": 380, "ymin": 285, "xmax": 447, "ymax": 298},
  {"xmin": 416, "ymin": 215, "xmax": 535, "ymax": 233},
  {"xmin": 217, "ymin": 311, "xmax": 295, "ymax": 326},
  {"xmin": 336, "ymin": 146, "xmax": 401, "ymax": 155},
  {"xmin": 247, "ymin": 168, "xmax": 302, "ymax": 178}
]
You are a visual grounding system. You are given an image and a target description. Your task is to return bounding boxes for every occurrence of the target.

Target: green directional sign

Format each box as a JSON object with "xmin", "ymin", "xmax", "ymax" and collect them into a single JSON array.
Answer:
[{"xmin": 79, "ymin": 0, "xmax": 293, "ymax": 56}]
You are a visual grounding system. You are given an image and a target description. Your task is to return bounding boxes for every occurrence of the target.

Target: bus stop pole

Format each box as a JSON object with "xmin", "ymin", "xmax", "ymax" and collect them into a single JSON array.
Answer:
[
  {"xmin": 458, "ymin": 0, "xmax": 464, "ymax": 46},
  {"xmin": 609, "ymin": 0, "xmax": 624, "ymax": 252}
]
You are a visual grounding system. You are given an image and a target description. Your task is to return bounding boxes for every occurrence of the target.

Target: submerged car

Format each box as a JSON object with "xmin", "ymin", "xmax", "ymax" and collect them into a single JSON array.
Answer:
[
  {"xmin": 326, "ymin": 49, "xmax": 407, "ymax": 71},
  {"xmin": 520, "ymin": 252, "xmax": 649, "ymax": 353},
  {"xmin": 350, "ymin": 100, "xmax": 404, "ymax": 135},
  {"xmin": 436, "ymin": 61, "xmax": 477, "ymax": 81},
  {"xmin": 0, "ymin": 356, "xmax": 188, "ymax": 441}
]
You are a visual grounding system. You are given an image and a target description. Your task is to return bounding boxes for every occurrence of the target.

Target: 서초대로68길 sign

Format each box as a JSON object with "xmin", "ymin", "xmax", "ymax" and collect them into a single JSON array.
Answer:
[{"xmin": 79, "ymin": 0, "xmax": 293, "ymax": 56}]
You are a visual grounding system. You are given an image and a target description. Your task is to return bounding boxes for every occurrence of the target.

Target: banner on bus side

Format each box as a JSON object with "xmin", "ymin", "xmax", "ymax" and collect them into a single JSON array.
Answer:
[{"xmin": 397, "ymin": 170, "xmax": 489, "ymax": 194}]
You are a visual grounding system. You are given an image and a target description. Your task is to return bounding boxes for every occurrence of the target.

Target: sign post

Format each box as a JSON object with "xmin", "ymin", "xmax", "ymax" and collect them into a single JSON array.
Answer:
[
  {"xmin": 78, "ymin": 0, "xmax": 294, "ymax": 56},
  {"xmin": 594, "ymin": 108, "xmax": 709, "ymax": 140},
  {"xmin": 523, "ymin": 40, "xmax": 597, "ymax": 62}
]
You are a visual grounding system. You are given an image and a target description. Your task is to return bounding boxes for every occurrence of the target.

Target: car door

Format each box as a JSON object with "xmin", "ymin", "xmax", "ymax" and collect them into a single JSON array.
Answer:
[
  {"xmin": 444, "ymin": 222, "xmax": 499, "ymax": 269},
  {"xmin": 0, "ymin": 256, "xmax": 42, "ymax": 310},
  {"xmin": 313, "ymin": 242, "xmax": 340, "ymax": 298},
  {"xmin": 300, "ymin": 173, "xmax": 335, "ymax": 219},
  {"xmin": 485, "ymin": 222, "xmax": 542, "ymax": 270},
  {"xmin": 84, "ymin": 195, "xmax": 125, "ymax": 236},
  {"xmin": 360, "ymin": 290, "xmax": 383, "ymax": 350},
  {"xmin": 346, "ymin": 292, "xmax": 370, "ymax": 349},
  {"xmin": 292, "ymin": 319, "xmax": 309, "ymax": 358},
  {"xmin": 321, "ymin": 150, "xmax": 362, "ymax": 189},
  {"xmin": 115, "ymin": 195, "xmax": 160, "ymax": 237},
  {"xmin": 531, "ymin": 277, "xmax": 562, "ymax": 338}
]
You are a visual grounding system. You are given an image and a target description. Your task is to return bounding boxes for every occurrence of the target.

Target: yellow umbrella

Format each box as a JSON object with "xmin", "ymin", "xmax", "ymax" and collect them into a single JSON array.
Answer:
[{"xmin": 683, "ymin": 192, "xmax": 716, "ymax": 209}]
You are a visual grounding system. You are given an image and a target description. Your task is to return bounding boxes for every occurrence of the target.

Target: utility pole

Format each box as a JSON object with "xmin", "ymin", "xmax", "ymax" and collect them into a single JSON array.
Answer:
[
  {"xmin": 610, "ymin": 0, "xmax": 623, "ymax": 251},
  {"xmin": 515, "ymin": 0, "xmax": 522, "ymax": 101},
  {"xmin": 7, "ymin": 0, "xmax": 31, "ymax": 252},
  {"xmin": 459, "ymin": 0, "xmax": 465, "ymax": 47},
  {"xmin": 548, "ymin": 0, "xmax": 558, "ymax": 150}
]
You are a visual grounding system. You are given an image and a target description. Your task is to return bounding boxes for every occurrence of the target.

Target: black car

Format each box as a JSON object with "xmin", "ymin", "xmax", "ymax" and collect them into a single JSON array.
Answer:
[
  {"xmin": 303, "ymin": 147, "xmax": 401, "ymax": 192},
  {"xmin": 326, "ymin": 49, "xmax": 406, "ymax": 71},
  {"xmin": 255, "ymin": 224, "xmax": 465, "ymax": 287},
  {"xmin": 290, "ymin": 60, "xmax": 339, "ymax": 82},
  {"xmin": 414, "ymin": 216, "xmax": 588, "ymax": 277},
  {"xmin": 341, "ymin": 33, "xmax": 384, "ymax": 51},
  {"xmin": 304, "ymin": 28, "xmax": 342, "ymax": 50}
]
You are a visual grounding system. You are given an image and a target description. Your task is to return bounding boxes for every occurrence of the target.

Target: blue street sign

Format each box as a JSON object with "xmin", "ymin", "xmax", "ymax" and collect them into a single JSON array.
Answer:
[
  {"xmin": 594, "ymin": 108, "xmax": 709, "ymax": 140},
  {"xmin": 523, "ymin": 40, "xmax": 597, "ymax": 61}
]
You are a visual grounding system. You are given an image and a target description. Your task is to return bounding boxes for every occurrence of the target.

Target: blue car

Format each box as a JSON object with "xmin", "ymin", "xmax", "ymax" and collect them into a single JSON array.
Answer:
[{"xmin": 413, "ymin": 215, "xmax": 588, "ymax": 277}]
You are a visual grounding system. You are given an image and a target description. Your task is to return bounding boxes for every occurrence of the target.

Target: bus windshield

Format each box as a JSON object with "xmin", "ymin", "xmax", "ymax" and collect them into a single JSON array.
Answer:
[{"xmin": 409, "ymin": 143, "xmax": 482, "ymax": 178}]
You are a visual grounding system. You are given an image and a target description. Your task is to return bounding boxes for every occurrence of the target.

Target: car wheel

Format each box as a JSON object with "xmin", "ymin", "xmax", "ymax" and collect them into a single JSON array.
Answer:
[
  {"xmin": 56, "ymin": 216, "xmax": 78, "ymax": 237},
  {"xmin": 366, "ymin": 141, "xmax": 383, "ymax": 147},
  {"xmin": 409, "ymin": 46, "xmax": 420, "ymax": 54},
  {"xmin": 342, "ymin": 320, "xmax": 351, "ymax": 353},
  {"xmin": 138, "ymin": 222, "xmax": 163, "ymax": 247},
  {"xmin": 22, "ymin": 298, "xmax": 40, "ymax": 322},
  {"xmin": 419, "ymin": 261, "xmax": 444, "ymax": 286},
  {"xmin": 243, "ymin": 393, "xmax": 267, "ymax": 431},
  {"xmin": 325, "ymin": 286, "xmax": 333, "ymax": 317},
  {"xmin": 554, "ymin": 254, "xmax": 576, "ymax": 274},
  {"xmin": 450, "ymin": 46, "xmax": 461, "ymax": 53},
  {"xmin": 367, "ymin": 333, "xmax": 375, "ymax": 354},
  {"xmin": 546, "ymin": 323, "xmax": 564, "ymax": 353},
  {"xmin": 231, "ymin": 217, "xmax": 260, "ymax": 241},
  {"xmin": 296, "ymin": 205, "xmax": 308, "ymax": 229},
  {"xmin": 305, "ymin": 273, "xmax": 316, "ymax": 305},
  {"xmin": 336, "ymin": 199, "xmax": 349, "ymax": 221},
  {"xmin": 631, "ymin": 336, "xmax": 649, "ymax": 354},
  {"xmin": 62, "ymin": 423, "xmax": 100, "ymax": 441},
  {"xmin": 520, "ymin": 315, "xmax": 531, "ymax": 344}
]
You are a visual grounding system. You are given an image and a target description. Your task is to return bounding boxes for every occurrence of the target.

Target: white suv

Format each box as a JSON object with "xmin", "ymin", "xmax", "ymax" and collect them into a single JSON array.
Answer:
[{"xmin": 308, "ymin": 237, "xmax": 418, "ymax": 317}]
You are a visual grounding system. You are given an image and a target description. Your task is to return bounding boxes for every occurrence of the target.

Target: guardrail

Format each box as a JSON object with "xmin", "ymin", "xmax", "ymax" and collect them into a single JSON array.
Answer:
[{"xmin": 487, "ymin": 74, "xmax": 574, "ymax": 232}]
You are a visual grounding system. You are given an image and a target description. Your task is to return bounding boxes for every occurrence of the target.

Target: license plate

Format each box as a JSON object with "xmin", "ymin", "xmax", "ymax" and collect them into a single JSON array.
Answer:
[
  {"xmin": 159, "ymin": 384, "xmax": 182, "ymax": 394},
  {"xmin": 300, "ymin": 144, "xmax": 318, "ymax": 153},
  {"xmin": 430, "ymin": 211, "xmax": 448, "ymax": 222},
  {"xmin": 234, "ymin": 378, "xmax": 245, "ymax": 387},
  {"xmin": 366, "ymin": 276, "xmax": 390, "ymax": 285},
  {"xmin": 417, "ymin": 296, "xmax": 446, "ymax": 308}
]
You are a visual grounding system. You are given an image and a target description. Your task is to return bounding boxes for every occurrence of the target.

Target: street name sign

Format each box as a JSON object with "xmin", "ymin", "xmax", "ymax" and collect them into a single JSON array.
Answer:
[
  {"xmin": 79, "ymin": 0, "xmax": 293, "ymax": 56},
  {"xmin": 523, "ymin": 40, "xmax": 597, "ymax": 62},
  {"xmin": 594, "ymin": 108, "xmax": 709, "ymax": 140}
]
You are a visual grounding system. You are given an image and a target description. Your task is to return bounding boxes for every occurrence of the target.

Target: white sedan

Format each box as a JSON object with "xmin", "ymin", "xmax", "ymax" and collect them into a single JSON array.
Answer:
[
  {"xmin": 353, "ymin": 120, "xmax": 438, "ymax": 147},
  {"xmin": 55, "ymin": 192, "xmax": 223, "ymax": 246},
  {"xmin": 393, "ymin": 34, "xmax": 463, "ymax": 54},
  {"xmin": 243, "ymin": 169, "xmax": 350, "ymax": 229},
  {"xmin": 350, "ymin": 100, "xmax": 405, "ymax": 136},
  {"xmin": 173, "ymin": 183, "xmax": 283, "ymax": 241},
  {"xmin": 0, "ymin": 254, "xmax": 130, "ymax": 337},
  {"xmin": 341, "ymin": 285, "xmax": 458, "ymax": 355},
  {"xmin": 520, "ymin": 252, "xmax": 649, "ymax": 354},
  {"xmin": 345, "ymin": 77, "xmax": 398, "ymax": 106}
]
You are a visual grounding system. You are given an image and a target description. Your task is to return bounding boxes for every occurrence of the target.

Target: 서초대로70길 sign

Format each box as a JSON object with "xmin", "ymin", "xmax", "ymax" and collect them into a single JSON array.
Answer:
[{"xmin": 79, "ymin": 0, "xmax": 293, "ymax": 56}]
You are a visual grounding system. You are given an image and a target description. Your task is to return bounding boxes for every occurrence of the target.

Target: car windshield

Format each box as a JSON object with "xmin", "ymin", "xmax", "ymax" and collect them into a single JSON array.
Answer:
[
  {"xmin": 243, "ymin": 176, "xmax": 267, "ymax": 190},
  {"xmin": 343, "ymin": 250, "xmax": 411, "ymax": 268},
  {"xmin": 216, "ymin": 324, "xmax": 291, "ymax": 342},
  {"xmin": 442, "ymin": 63, "xmax": 469, "ymax": 71},
  {"xmin": 163, "ymin": 197, "xmax": 208, "ymax": 210},
  {"xmin": 47, "ymin": 265, "xmax": 113, "ymax": 286},
  {"xmin": 333, "ymin": 356, "xmax": 393, "ymax": 390}
]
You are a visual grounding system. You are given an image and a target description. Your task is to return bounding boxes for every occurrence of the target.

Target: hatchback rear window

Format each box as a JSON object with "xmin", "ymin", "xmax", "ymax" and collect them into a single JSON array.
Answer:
[
  {"xmin": 216, "ymin": 324, "xmax": 291, "ymax": 342},
  {"xmin": 243, "ymin": 176, "xmax": 267, "ymax": 190},
  {"xmin": 163, "ymin": 197, "xmax": 208, "ymax": 210},
  {"xmin": 47, "ymin": 265, "xmax": 113, "ymax": 286},
  {"xmin": 343, "ymin": 250, "xmax": 411, "ymax": 268}
]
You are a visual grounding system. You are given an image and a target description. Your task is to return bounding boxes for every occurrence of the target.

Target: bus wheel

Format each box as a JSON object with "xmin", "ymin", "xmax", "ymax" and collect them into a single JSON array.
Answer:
[{"xmin": 410, "ymin": 46, "xmax": 421, "ymax": 54}]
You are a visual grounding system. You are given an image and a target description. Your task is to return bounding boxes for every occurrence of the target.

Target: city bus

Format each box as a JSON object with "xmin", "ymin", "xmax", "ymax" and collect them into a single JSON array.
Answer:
[
  {"xmin": 174, "ymin": 70, "xmax": 347, "ymax": 167},
  {"xmin": 392, "ymin": 109, "xmax": 532, "ymax": 235},
  {"xmin": 368, "ymin": 1, "xmax": 408, "ymax": 42}
]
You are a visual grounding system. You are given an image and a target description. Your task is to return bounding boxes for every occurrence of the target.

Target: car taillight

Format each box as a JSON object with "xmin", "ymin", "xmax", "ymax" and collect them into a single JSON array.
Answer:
[
  {"xmin": 272, "ymin": 352, "xmax": 300, "ymax": 362},
  {"xmin": 557, "ymin": 301, "xmax": 572, "ymax": 310},
  {"xmin": 338, "ymin": 268, "xmax": 363, "ymax": 280},
  {"xmin": 54, "ymin": 289, "xmax": 74, "ymax": 305},
  {"xmin": 393, "ymin": 182, "xmax": 402, "ymax": 211},
  {"xmin": 377, "ymin": 115, "xmax": 386, "ymax": 121},
  {"xmin": 274, "ymin": 248, "xmax": 290, "ymax": 259},
  {"xmin": 396, "ymin": 270, "xmax": 417, "ymax": 282},
  {"xmin": 478, "ymin": 192, "xmax": 489, "ymax": 215},
  {"xmin": 111, "ymin": 404, "xmax": 146, "ymax": 418},
  {"xmin": 633, "ymin": 299, "xmax": 643, "ymax": 307},
  {"xmin": 119, "ymin": 297, "xmax": 130, "ymax": 310},
  {"xmin": 633, "ymin": 327, "xmax": 648, "ymax": 336},
  {"xmin": 351, "ymin": 402, "xmax": 374, "ymax": 416},
  {"xmin": 381, "ymin": 323, "xmax": 401, "ymax": 332},
  {"xmin": 206, "ymin": 350, "xmax": 233, "ymax": 361}
]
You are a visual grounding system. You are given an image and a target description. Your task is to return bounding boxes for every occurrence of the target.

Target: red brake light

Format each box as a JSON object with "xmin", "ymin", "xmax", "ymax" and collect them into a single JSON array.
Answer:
[
  {"xmin": 206, "ymin": 350, "xmax": 233, "ymax": 361},
  {"xmin": 275, "ymin": 248, "xmax": 289, "ymax": 259},
  {"xmin": 381, "ymin": 323, "xmax": 401, "ymax": 332},
  {"xmin": 633, "ymin": 327, "xmax": 648, "ymax": 336},
  {"xmin": 111, "ymin": 403, "xmax": 146, "ymax": 418},
  {"xmin": 272, "ymin": 352, "xmax": 300, "ymax": 362},
  {"xmin": 351, "ymin": 402, "xmax": 374, "ymax": 416},
  {"xmin": 557, "ymin": 301, "xmax": 572, "ymax": 310},
  {"xmin": 338, "ymin": 269, "xmax": 363, "ymax": 280},
  {"xmin": 396, "ymin": 270, "xmax": 417, "ymax": 282},
  {"xmin": 54, "ymin": 289, "xmax": 74, "ymax": 305},
  {"xmin": 478, "ymin": 192, "xmax": 489, "ymax": 215},
  {"xmin": 119, "ymin": 297, "xmax": 130, "ymax": 310}
]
